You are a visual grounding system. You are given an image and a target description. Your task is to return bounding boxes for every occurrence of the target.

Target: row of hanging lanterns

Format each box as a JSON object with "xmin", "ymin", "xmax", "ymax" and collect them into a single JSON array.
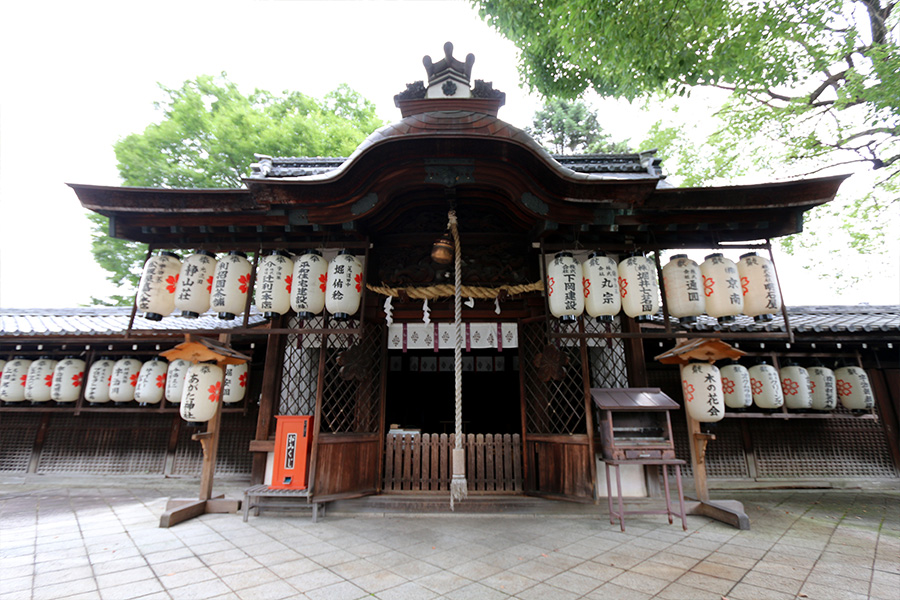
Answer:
[
  {"xmin": 681, "ymin": 360, "xmax": 875, "ymax": 422},
  {"xmin": 546, "ymin": 251, "xmax": 781, "ymax": 323},
  {"xmin": 0, "ymin": 357, "xmax": 248, "ymax": 411},
  {"xmin": 136, "ymin": 249, "xmax": 363, "ymax": 321}
]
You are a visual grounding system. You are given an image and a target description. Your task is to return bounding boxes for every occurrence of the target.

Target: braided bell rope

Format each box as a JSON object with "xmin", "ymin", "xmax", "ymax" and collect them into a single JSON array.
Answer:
[{"xmin": 448, "ymin": 210, "xmax": 468, "ymax": 509}]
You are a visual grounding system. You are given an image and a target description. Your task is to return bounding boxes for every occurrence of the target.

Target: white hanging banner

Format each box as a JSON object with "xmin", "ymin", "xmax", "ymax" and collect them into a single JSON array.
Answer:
[{"xmin": 387, "ymin": 323, "xmax": 518, "ymax": 350}]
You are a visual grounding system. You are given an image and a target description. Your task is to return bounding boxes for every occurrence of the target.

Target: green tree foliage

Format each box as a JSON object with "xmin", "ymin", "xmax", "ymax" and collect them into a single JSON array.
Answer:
[
  {"xmin": 90, "ymin": 74, "xmax": 384, "ymax": 305},
  {"xmin": 527, "ymin": 98, "xmax": 631, "ymax": 154}
]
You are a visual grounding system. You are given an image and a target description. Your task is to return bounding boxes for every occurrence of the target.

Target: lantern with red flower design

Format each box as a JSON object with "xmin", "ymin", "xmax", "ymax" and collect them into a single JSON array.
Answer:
[
  {"xmin": 700, "ymin": 253, "xmax": 743, "ymax": 323},
  {"xmin": 0, "ymin": 357, "xmax": 31, "ymax": 404},
  {"xmin": 174, "ymin": 250, "xmax": 217, "ymax": 318},
  {"xmin": 325, "ymin": 250, "xmax": 363, "ymax": 321},
  {"xmin": 25, "ymin": 357, "xmax": 57, "ymax": 404},
  {"xmin": 135, "ymin": 358, "xmax": 168, "ymax": 406},
  {"xmin": 180, "ymin": 362, "xmax": 224, "ymax": 423},
  {"xmin": 749, "ymin": 360, "xmax": 783, "ymax": 409},
  {"xmin": 808, "ymin": 362, "xmax": 837, "ymax": 411},
  {"xmin": 222, "ymin": 362, "xmax": 248, "ymax": 404},
  {"xmin": 582, "ymin": 251, "xmax": 620, "ymax": 321},
  {"xmin": 255, "ymin": 250, "xmax": 294, "ymax": 318},
  {"xmin": 136, "ymin": 251, "xmax": 182, "ymax": 321},
  {"xmin": 780, "ymin": 361, "xmax": 812, "ymax": 410},
  {"xmin": 210, "ymin": 251, "xmax": 252, "ymax": 320},
  {"xmin": 738, "ymin": 252, "xmax": 781, "ymax": 322},
  {"xmin": 109, "ymin": 357, "xmax": 142, "ymax": 405},
  {"xmin": 164, "ymin": 358, "xmax": 191, "ymax": 404},
  {"xmin": 51, "ymin": 357, "xmax": 86, "ymax": 404},
  {"xmin": 680, "ymin": 361, "xmax": 724, "ymax": 422},
  {"xmin": 662, "ymin": 254, "xmax": 705, "ymax": 323},
  {"xmin": 291, "ymin": 250, "xmax": 328, "ymax": 319},
  {"xmin": 618, "ymin": 254, "xmax": 660, "ymax": 320},
  {"xmin": 720, "ymin": 362, "xmax": 752, "ymax": 409},
  {"xmin": 84, "ymin": 358, "xmax": 115, "ymax": 404},
  {"xmin": 546, "ymin": 252, "xmax": 584, "ymax": 322},
  {"xmin": 834, "ymin": 364, "xmax": 875, "ymax": 411}
]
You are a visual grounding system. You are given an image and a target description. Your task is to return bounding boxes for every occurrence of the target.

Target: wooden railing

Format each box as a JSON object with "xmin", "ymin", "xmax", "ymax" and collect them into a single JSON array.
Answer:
[{"xmin": 383, "ymin": 432, "xmax": 523, "ymax": 493}]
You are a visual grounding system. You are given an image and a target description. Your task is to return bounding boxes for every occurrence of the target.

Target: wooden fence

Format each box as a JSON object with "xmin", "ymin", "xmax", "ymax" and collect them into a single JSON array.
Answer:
[{"xmin": 383, "ymin": 432, "xmax": 523, "ymax": 493}]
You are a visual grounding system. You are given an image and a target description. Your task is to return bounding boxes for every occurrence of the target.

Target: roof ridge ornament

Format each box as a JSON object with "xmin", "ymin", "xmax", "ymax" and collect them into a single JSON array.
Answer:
[{"xmin": 423, "ymin": 41, "xmax": 474, "ymax": 99}]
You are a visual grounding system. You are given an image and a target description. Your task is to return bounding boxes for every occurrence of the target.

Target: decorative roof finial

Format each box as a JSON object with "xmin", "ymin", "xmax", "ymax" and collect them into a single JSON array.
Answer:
[{"xmin": 422, "ymin": 41, "xmax": 475, "ymax": 99}]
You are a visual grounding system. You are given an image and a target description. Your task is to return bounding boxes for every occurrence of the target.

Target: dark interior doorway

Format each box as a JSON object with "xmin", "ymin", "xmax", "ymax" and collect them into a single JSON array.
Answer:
[{"xmin": 385, "ymin": 349, "xmax": 521, "ymax": 434}]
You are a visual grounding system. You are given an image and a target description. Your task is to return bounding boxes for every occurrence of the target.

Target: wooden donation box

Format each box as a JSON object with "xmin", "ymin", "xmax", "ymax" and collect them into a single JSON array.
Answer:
[
  {"xmin": 271, "ymin": 416, "xmax": 314, "ymax": 490},
  {"xmin": 592, "ymin": 388, "xmax": 679, "ymax": 460}
]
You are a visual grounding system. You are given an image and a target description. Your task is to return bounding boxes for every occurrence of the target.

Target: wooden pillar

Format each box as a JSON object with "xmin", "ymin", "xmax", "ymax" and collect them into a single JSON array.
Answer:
[
  {"xmin": 622, "ymin": 317, "xmax": 648, "ymax": 387},
  {"xmin": 251, "ymin": 317, "xmax": 287, "ymax": 484}
]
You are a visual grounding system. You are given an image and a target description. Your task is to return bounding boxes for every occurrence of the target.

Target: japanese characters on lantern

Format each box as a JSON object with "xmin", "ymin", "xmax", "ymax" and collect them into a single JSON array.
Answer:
[
  {"xmin": 582, "ymin": 251, "xmax": 620, "ymax": 321},
  {"xmin": 325, "ymin": 251, "xmax": 363, "ymax": 321},
  {"xmin": 211, "ymin": 251, "xmax": 252, "ymax": 320},
  {"xmin": 618, "ymin": 254, "xmax": 660, "ymax": 319},
  {"xmin": 780, "ymin": 362, "xmax": 813, "ymax": 410},
  {"xmin": 180, "ymin": 362, "xmax": 224, "ymax": 423},
  {"xmin": 134, "ymin": 358, "xmax": 168, "ymax": 406},
  {"xmin": 291, "ymin": 250, "xmax": 328, "ymax": 318},
  {"xmin": 680, "ymin": 362, "xmax": 724, "ymax": 422},
  {"xmin": 109, "ymin": 357, "xmax": 142, "ymax": 404},
  {"xmin": 222, "ymin": 362, "xmax": 248, "ymax": 404},
  {"xmin": 84, "ymin": 358, "xmax": 115, "ymax": 404},
  {"xmin": 835, "ymin": 365, "xmax": 875, "ymax": 411},
  {"xmin": 24, "ymin": 357, "xmax": 57, "ymax": 404},
  {"xmin": 662, "ymin": 254, "xmax": 705, "ymax": 323},
  {"xmin": 0, "ymin": 357, "xmax": 31, "ymax": 403},
  {"xmin": 808, "ymin": 363, "xmax": 837, "ymax": 411},
  {"xmin": 700, "ymin": 253, "xmax": 743, "ymax": 323},
  {"xmin": 51, "ymin": 357, "xmax": 86, "ymax": 404},
  {"xmin": 720, "ymin": 362, "xmax": 753, "ymax": 409},
  {"xmin": 749, "ymin": 361, "xmax": 784, "ymax": 409},
  {"xmin": 547, "ymin": 252, "xmax": 584, "ymax": 322},
  {"xmin": 164, "ymin": 358, "xmax": 191, "ymax": 404},
  {"xmin": 136, "ymin": 251, "xmax": 182, "ymax": 321},
  {"xmin": 255, "ymin": 250, "xmax": 294, "ymax": 318},
  {"xmin": 738, "ymin": 252, "xmax": 781, "ymax": 322},
  {"xmin": 175, "ymin": 250, "xmax": 217, "ymax": 318}
]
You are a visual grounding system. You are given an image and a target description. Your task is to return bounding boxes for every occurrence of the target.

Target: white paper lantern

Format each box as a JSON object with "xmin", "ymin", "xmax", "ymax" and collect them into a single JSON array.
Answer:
[
  {"xmin": 700, "ymin": 253, "xmax": 743, "ymax": 323},
  {"xmin": 180, "ymin": 363, "xmax": 224, "ymax": 423},
  {"xmin": 547, "ymin": 252, "xmax": 584, "ymax": 322},
  {"xmin": 51, "ymin": 357, "xmax": 86, "ymax": 404},
  {"xmin": 136, "ymin": 251, "xmax": 182, "ymax": 321},
  {"xmin": 325, "ymin": 251, "xmax": 363, "ymax": 321},
  {"xmin": 808, "ymin": 364, "xmax": 837, "ymax": 411},
  {"xmin": 84, "ymin": 358, "xmax": 115, "ymax": 404},
  {"xmin": 165, "ymin": 358, "xmax": 191, "ymax": 404},
  {"xmin": 738, "ymin": 252, "xmax": 781, "ymax": 322},
  {"xmin": 749, "ymin": 362, "xmax": 784, "ymax": 409},
  {"xmin": 0, "ymin": 358, "xmax": 31, "ymax": 403},
  {"xmin": 109, "ymin": 357, "xmax": 142, "ymax": 404},
  {"xmin": 662, "ymin": 254, "xmax": 705, "ymax": 323},
  {"xmin": 222, "ymin": 362, "xmax": 249, "ymax": 404},
  {"xmin": 780, "ymin": 363, "xmax": 813, "ymax": 410},
  {"xmin": 175, "ymin": 251, "xmax": 217, "ymax": 318},
  {"xmin": 134, "ymin": 358, "xmax": 168, "ymax": 406},
  {"xmin": 255, "ymin": 251, "xmax": 294, "ymax": 317},
  {"xmin": 835, "ymin": 365, "xmax": 875, "ymax": 411},
  {"xmin": 291, "ymin": 250, "xmax": 328, "ymax": 318},
  {"xmin": 582, "ymin": 251, "xmax": 620, "ymax": 321},
  {"xmin": 720, "ymin": 362, "xmax": 753, "ymax": 409},
  {"xmin": 210, "ymin": 251, "xmax": 252, "ymax": 320},
  {"xmin": 25, "ymin": 357, "xmax": 57, "ymax": 403},
  {"xmin": 618, "ymin": 254, "xmax": 660, "ymax": 319},
  {"xmin": 680, "ymin": 362, "xmax": 724, "ymax": 422}
]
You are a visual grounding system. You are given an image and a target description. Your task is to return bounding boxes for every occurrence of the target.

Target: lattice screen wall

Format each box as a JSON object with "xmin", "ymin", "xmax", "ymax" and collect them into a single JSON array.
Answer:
[
  {"xmin": 319, "ymin": 321, "xmax": 383, "ymax": 434},
  {"xmin": 278, "ymin": 314, "xmax": 322, "ymax": 416},
  {"xmin": 0, "ymin": 414, "xmax": 41, "ymax": 472}
]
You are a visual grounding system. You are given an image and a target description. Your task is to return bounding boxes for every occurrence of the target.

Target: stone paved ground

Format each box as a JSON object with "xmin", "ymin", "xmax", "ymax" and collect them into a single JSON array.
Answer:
[{"xmin": 0, "ymin": 478, "xmax": 897, "ymax": 600}]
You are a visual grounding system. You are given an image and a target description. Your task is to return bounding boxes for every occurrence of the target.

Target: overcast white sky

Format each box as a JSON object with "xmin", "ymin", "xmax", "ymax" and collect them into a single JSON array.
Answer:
[{"xmin": 0, "ymin": 0, "xmax": 895, "ymax": 309}]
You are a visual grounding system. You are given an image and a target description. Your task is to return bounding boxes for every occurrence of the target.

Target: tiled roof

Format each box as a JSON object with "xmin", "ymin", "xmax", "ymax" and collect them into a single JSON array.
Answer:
[
  {"xmin": 657, "ymin": 305, "xmax": 899, "ymax": 336},
  {"xmin": 0, "ymin": 308, "xmax": 267, "ymax": 338}
]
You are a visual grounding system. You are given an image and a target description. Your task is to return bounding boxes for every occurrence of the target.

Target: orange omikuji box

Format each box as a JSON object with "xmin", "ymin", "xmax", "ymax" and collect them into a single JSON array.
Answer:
[{"xmin": 270, "ymin": 415, "xmax": 314, "ymax": 490}]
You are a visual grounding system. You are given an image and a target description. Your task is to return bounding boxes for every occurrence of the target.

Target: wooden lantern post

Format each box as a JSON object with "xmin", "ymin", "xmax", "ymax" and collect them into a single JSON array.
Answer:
[
  {"xmin": 656, "ymin": 338, "xmax": 750, "ymax": 529},
  {"xmin": 158, "ymin": 334, "xmax": 250, "ymax": 528}
]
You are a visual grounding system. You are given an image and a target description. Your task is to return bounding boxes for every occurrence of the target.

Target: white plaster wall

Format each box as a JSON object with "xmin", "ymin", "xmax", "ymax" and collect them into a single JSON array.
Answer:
[{"xmin": 595, "ymin": 457, "xmax": 648, "ymax": 498}]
